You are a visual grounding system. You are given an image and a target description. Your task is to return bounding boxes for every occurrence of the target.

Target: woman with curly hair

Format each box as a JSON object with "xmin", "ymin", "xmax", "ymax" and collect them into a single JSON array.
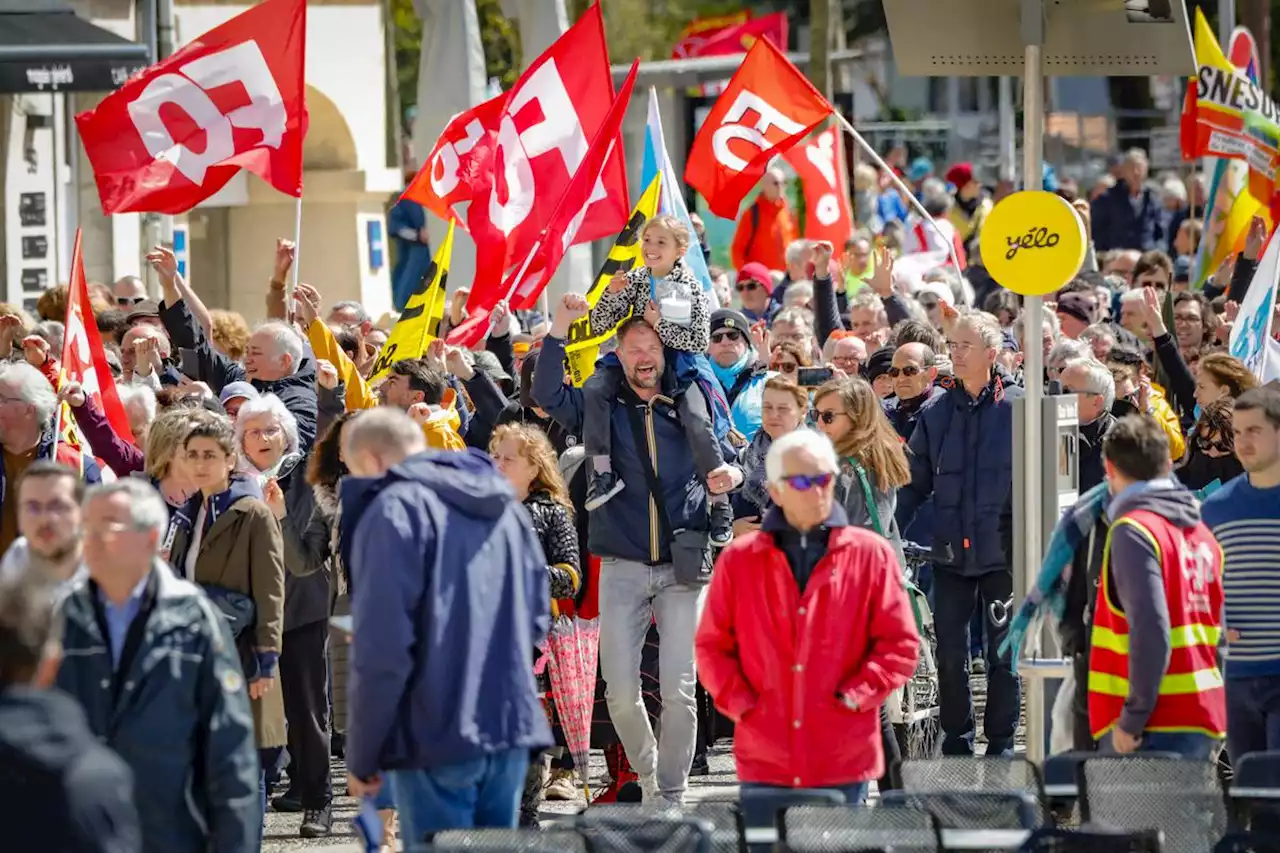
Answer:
[
  {"xmin": 210, "ymin": 308, "xmax": 252, "ymax": 361},
  {"xmin": 489, "ymin": 422, "xmax": 582, "ymax": 824},
  {"xmin": 1178, "ymin": 396, "xmax": 1244, "ymax": 492}
]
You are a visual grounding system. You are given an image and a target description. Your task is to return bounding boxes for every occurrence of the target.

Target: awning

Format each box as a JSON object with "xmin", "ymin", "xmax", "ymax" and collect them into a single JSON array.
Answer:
[
  {"xmin": 0, "ymin": 0, "xmax": 149, "ymax": 94},
  {"xmin": 611, "ymin": 48, "xmax": 872, "ymax": 87}
]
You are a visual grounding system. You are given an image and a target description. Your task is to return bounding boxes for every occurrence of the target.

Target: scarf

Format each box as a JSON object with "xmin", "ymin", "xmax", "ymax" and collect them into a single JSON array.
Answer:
[
  {"xmin": 1000, "ymin": 480, "xmax": 1110, "ymax": 671},
  {"xmin": 738, "ymin": 430, "xmax": 773, "ymax": 514},
  {"xmin": 711, "ymin": 350, "xmax": 751, "ymax": 395}
]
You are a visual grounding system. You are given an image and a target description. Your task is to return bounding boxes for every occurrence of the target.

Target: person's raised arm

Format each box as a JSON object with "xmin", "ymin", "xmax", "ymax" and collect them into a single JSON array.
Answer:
[
  {"xmin": 811, "ymin": 241, "xmax": 846, "ymax": 345},
  {"xmin": 148, "ymin": 247, "xmax": 244, "ymax": 391},
  {"xmin": 60, "ymin": 382, "xmax": 145, "ymax": 477},
  {"xmin": 1142, "ymin": 286, "xmax": 1197, "ymax": 417},
  {"xmin": 532, "ymin": 294, "xmax": 588, "ymax": 433},
  {"xmin": 266, "ymin": 239, "xmax": 295, "ymax": 321}
]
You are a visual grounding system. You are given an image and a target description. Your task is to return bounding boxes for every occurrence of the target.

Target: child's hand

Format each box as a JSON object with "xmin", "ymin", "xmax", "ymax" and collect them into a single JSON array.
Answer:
[
  {"xmin": 643, "ymin": 300, "xmax": 661, "ymax": 327},
  {"xmin": 607, "ymin": 273, "xmax": 628, "ymax": 294}
]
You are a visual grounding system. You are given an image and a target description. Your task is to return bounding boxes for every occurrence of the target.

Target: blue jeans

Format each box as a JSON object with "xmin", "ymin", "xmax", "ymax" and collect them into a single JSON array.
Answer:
[
  {"xmin": 1226, "ymin": 675, "xmax": 1280, "ymax": 762},
  {"xmin": 1099, "ymin": 730, "xmax": 1221, "ymax": 760},
  {"xmin": 387, "ymin": 749, "xmax": 529, "ymax": 850}
]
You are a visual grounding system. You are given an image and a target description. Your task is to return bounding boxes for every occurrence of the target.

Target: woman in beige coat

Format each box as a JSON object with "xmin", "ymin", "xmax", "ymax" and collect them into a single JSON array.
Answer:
[{"xmin": 161, "ymin": 409, "xmax": 287, "ymax": 830}]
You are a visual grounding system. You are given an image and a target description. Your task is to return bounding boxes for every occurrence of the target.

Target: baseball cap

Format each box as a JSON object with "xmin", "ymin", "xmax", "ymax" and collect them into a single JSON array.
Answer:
[
  {"xmin": 1056, "ymin": 292, "xmax": 1096, "ymax": 325},
  {"xmin": 944, "ymin": 162, "xmax": 975, "ymax": 188},
  {"xmin": 736, "ymin": 262, "xmax": 774, "ymax": 295},
  {"xmin": 908, "ymin": 157, "xmax": 934, "ymax": 183},
  {"xmin": 864, "ymin": 346, "xmax": 896, "ymax": 383},
  {"xmin": 219, "ymin": 381, "xmax": 260, "ymax": 406}
]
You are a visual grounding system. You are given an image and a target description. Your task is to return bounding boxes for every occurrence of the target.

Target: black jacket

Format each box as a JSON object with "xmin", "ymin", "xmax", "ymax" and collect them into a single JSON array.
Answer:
[
  {"xmin": 1077, "ymin": 410, "xmax": 1117, "ymax": 494},
  {"xmin": 0, "ymin": 686, "xmax": 141, "ymax": 853},
  {"xmin": 277, "ymin": 455, "xmax": 334, "ymax": 631}
]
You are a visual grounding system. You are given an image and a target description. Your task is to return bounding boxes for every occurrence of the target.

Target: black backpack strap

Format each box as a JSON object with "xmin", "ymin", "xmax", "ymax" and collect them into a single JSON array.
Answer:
[{"xmin": 622, "ymin": 402, "xmax": 676, "ymax": 544}]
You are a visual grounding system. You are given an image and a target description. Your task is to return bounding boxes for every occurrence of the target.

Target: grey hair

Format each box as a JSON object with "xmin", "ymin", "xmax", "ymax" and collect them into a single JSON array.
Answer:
[
  {"xmin": 1061, "ymin": 357, "xmax": 1116, "ymax": 412},
  {"xmin": 764, "ymin": 428, "xmax": 839, "ymax": 485},
  {"xmin": 783, "ymin": 281, "xmax": 814, "ymax": 309},
  {"xmin": 342, "ymin": 407, "xmax": 426, "ymax": 462},
  {"xmin": 0, "ymin": 362, "xmax": 57, "ymax": 424},
  {"xmin": 330, "ymin": 300, "xmax": 370, "ymax": 324},
  {"xmin": 848, "ymin": 290, "xmax": 888, "ymax": 320},
  {"xmin": 952, "ymin": 309, "xmax": 1003, "ymax": 350},
  {"xmin": 31, "ymin": 321, "xmax": 64, "ymax": 356},
  {"xmin": 1012, "ymin": 304, "xmax": 1061, "ymax": 349},
  {"xmin": 233, "ymin": 393, "xmax": 299, "ymax": 466},
  {"xmin": 84, "ymin": 479, "xmax": 169, "ymax": 543},
  {"xmin": 784, "ymin": 239, "xmax": 813, "ymax": 267},
  {"xmin": 773, "ymin": 307, "xmax": 814, "ymax": 332},
  {"xmin": 1048, "ymin": 338, "xmax": 1092, "ymax": 370},
  {"xmin": 117, "ymin": 384, "xmax": 157, "ymax": 426},
  {"xmin": 1124, "ymin": 147, "xmax": 1149, "ymax": 165},
  {"xmin": 255, "ymin": 321, "xmax": 305, "ymax": 375}
]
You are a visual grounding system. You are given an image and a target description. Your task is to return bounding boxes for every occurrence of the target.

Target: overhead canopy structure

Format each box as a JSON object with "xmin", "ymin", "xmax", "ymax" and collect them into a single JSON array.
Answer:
[
  {"xmin": 610, "ymin": 47, "xmax": 872, "ymax": 87},
  {"xmin": 0, "ymin": 0, "xmax": 149, "ymax": 94}
]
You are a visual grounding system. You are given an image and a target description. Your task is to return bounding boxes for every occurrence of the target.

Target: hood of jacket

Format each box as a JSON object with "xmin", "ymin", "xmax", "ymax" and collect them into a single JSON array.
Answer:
[
  {"xmin": 338, "ymin": 449, "xmax": 513, "ymax": 569},
  {"xmin": 420, "ymin": 387, "xmax": 466, "ymax": 450},
  {"xmin": 172, "ymin": 474, "xmax": 263, "ymax": 536},
  {"xmin": 0, "ymin": 686, "xmax": 97, "ymax": 774},
  {"xmin": 255, "ymin": 357, "xmax": 317, "ymax": 396},
  {"xmin": 1109, "ymin": 477, "xmax": 1201, "ymax": 528}
]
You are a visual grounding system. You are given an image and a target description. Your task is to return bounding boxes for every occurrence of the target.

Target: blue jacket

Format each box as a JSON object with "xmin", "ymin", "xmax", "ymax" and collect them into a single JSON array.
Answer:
[
  {"xmin": 895, "ymin": 371, "xmax": 1022, "ymax": 575},
  {"xmin": 388, "ymin": 199, "xmax": 434, "ymax": 312},
  {"xmin": 532, "ymin": 334, "xmax": 735, "ymax": 564},
  {"xmin": 340, "ymin": 449, "xmax": 552, "ymax": 780},
  {"xmin": 57, "ymin": 562, "xmax": 260, "ymax": 853},
  {"xmin": 1090, "ymin": 179, "xmax": 1162, "ymax": 252}
]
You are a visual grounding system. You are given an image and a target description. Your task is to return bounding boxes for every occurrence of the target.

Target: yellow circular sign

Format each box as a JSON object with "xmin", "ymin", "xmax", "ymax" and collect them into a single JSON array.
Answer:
[{"xmin": 978, "ymin": 190, "xmax": 1087, "ymax": 297}]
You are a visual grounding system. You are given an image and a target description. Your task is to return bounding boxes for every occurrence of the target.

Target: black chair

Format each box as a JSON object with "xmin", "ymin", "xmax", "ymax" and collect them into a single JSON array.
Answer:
[
  {"xmin": 1078, "ymin": 756, "xmax": 1226, "ymax": 853},
  {"xmin": 1042, "ymin": 752, "xmax": 1095, "ymax": 827},
  {"xmin": 681, "ymin": 801, "xmax": 746, "ymax": 853},
  {"xmin": 427, "ymin": 828, "xmax": 589, "ymax": 852},
  {"xmin": 900, "ymin": 757, "xmax": 1044, "ymax": 798},
  {"xmin": 1214, "ymin": 831, "xmax": 1280, "ymax": 853},
  {"xmin": 572, "ymin": 809, "xmax": 716, "ymax": 853},
  {"xmin": 737, "ymin": 787, "xmax": 846, "ymax": 853},
  {"xmin": 882, "ymin": 790, "xmax": 1046, "ymax": 830},
  {"xmin": 1230, "ymin": 751, "xmax": 1280, "ymax": 833},
  {"xmin": 1015, "ymin": 826, "xmax": 1163, "ymax": 853},
  {"xmin": 778, "ymin": 804, "xmax": 941, "ymax": 853}
]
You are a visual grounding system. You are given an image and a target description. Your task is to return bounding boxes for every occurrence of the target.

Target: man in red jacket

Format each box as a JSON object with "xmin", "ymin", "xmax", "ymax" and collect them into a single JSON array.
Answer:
[{"xmin": 696, "ymin": 428, "xmax": 918, "ymax": 803}]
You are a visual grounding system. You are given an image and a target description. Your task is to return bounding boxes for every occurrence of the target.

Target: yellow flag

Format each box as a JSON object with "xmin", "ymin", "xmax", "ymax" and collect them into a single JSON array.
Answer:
[
  {"xmin": 369, "ymin": 219, "xmax": 455, "ymax": 383},
  {"xmin": 564, "ymin": 175, "xmax": 663, "ymax": 386}
]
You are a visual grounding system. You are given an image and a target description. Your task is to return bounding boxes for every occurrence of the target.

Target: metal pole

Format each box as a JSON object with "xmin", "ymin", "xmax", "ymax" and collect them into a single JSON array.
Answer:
[
  {"xmin": 1021, "ymin": 40, "xmax": 1047, "ymax": 764},
  {"xmin": 998, "ymin": 76, "xmax": 1016, "ymax": 183},
  {"xmin": 1220, "ymin": 0, "xmax": 1237, "ymax": 50}
]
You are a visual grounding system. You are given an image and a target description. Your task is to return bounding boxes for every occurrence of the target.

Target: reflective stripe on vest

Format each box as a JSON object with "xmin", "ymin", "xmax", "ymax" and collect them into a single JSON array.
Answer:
[{"xmin": 1088, "ymin": 512, "xmax": 1226, "ymax": 740}]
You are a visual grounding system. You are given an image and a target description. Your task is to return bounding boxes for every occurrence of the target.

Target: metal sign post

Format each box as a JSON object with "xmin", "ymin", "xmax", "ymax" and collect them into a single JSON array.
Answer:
[{"xmin": 881, "ymin": 0, "xmax": 1194, "ymax": 763}]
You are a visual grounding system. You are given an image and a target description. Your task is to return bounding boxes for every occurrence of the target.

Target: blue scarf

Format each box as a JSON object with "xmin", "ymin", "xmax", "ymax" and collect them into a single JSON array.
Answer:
[
  {"xmin": 1000, "ymin": 481, "xmax": 1110, "ymax": 671},
  {"xmin": 711, "ymin": 351, "xmax": 751, "ymax": 395}
]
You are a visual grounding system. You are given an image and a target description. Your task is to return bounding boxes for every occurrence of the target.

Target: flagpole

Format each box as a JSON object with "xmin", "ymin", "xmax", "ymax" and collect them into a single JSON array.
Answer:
[
  {"xmin": 289, "ymin": 193, "xmax": 303, "ymax": 320},
  {"xmin": 832, "ymin": 112, "xmax": 962, "ymax": 274}
]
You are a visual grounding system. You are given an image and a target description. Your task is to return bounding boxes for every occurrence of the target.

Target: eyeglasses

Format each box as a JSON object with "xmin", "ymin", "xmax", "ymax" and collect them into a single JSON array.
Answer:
[
  {"xmin": 710, "ymin": 331, "xmax": 743, "ymax": 344},
  {"xmin": 946, "ymin": 340, "xmax": 977, "ymax": 354},
  {"xmin": 811, "ymin": 408, "xmax": 845, "ymax": 425},
  {"xmin": 1196, "ymin": 434, "xmax": 1232, "ymax": 453},
  {"xmin": 246, "ymin": 425, "xmax": 284, "ymax": 441},
  {"xmin": 117, "ymin": 296, "xmax": 144, "ymax": 307},
  {"xmin": 781, "ymin": 472, "xmax": 834, "ymax": 491},
  {"xmin": 736, "ymin": 281, "xmax": 761, "ymax": 293},
  {"xmin": 888, "ymin": 365, "xmax": 923, "ymax": 378},
  {"xmin": 773, "ymin": 362, "xmax": 799, "ymax": 373}
]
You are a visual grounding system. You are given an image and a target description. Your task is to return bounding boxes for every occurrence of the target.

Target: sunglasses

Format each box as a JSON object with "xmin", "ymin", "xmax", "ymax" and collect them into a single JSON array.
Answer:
[
  {"xmin": 710, "ymin": 330, "xmax": 743, "ymax": 344},
  {"xmin": 117, "ymin": 296, "xmax": 144, "ymax": 307},
  {"xmin": 736, "ymin": 281, "xmax": 761, "ymax": 292},
  {"xmin": 1196, "ymin": 434, "xmax": 1232, "ymax": 453},
  {"xmin": 773, "ymin": 361, "xmax": 799, "ymax": 372},
  {"xmin": 811, "ymin": 408, "xmax": 844, "ymax": 424},
  {"xmin": 888, "ymin": 365, "xmax": 923, "ymax": 378},
  {"xmin": 782, "ymin": 472, "xmax": 834, "ymax": 491}
]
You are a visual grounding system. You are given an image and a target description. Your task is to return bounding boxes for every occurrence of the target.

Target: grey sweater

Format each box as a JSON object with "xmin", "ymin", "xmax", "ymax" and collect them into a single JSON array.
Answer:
[{"xmin": 833, "ymin": 458, "xmax": 907, "ymax": 574}]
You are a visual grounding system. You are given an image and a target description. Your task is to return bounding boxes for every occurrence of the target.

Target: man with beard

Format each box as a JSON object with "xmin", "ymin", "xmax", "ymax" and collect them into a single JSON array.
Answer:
[
  {"xmin": 534, "ymin": 294, "xmax": 741, "ymax": 808},
  {"xmin": 0, "ymin": 462, "xmax": 86, "ymax": 600}
]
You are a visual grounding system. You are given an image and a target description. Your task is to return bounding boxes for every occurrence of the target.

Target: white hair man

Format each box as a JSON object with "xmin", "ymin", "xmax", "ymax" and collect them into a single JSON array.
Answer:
[
  {"xmin": 1059, "ymin": 358, "xmax": 1118, "ymax": 491},
  {"xmin": 0, "ymin": 363, "xmax": 102, "ymax": 555},
  {"xmin": 154, "ymin": 251, "xmax": 319, "ymax": 453},
  {"xmin": 56, "ymin": 479, "xmax": 260, "ymax": 851},
  {"xmin": 339, "ymin": 408, "xmax": 552, "ymax": 838},
  {"xmin": 697, "ymin": 428, "xmax": 918, "ymax": 806},
  {"xmin": 895, "ymin": 309, "xmax": 1024, "ymax": 758}
]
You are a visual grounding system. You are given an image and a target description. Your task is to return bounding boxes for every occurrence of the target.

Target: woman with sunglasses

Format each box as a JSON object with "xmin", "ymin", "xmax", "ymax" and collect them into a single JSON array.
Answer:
[
  {"xmin": 1177, "ymin": 397, "xmax": 1244, "ymax": 493},
  {"xmin": 769, "ymin": 341, "xmax": 809, "ymax": 386}
]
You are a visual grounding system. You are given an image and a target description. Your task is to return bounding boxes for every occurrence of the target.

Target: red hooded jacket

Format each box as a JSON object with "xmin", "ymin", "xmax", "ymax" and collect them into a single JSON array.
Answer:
[{"xmin": 696, "ymin": 518, "xmax": 919, "ymax": 788}]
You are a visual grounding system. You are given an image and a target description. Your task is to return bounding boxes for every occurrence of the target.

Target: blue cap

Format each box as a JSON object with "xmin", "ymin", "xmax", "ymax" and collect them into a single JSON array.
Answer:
[
  {"xmin": 1001, "ymin": 330, "xmax": 1019, "ymax": 352},
  {"xmin": 908, "ymin": 157, "xmax": 934, "ymax": 182},
  {"xmin": 218, "ymin": 381, "xmax": 259, "ymax": 406}
]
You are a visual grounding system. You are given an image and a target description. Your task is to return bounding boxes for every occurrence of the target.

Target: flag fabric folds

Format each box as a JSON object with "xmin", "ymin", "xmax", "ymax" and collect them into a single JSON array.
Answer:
[{"xmin": 368, "ymin": 220, "xmax": 455, "ymax": 383}]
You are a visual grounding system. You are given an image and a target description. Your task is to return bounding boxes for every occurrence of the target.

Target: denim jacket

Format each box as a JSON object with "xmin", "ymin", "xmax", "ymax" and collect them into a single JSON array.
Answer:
[{"xmin": 57, "ymin": 561, "xmax": 260, "ymax": 853}]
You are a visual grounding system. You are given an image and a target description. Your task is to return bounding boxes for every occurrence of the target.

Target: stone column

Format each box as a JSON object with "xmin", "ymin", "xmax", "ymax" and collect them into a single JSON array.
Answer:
[{"xmin": 411, "ymin": 0, "xmax": 488, "ymax": 296}]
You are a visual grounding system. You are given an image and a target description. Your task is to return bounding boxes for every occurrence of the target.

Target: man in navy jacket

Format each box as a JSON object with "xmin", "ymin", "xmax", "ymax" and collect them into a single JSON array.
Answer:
[
  {"xmin": 896, "ymin": 310, "xmax": 1022, "ymax": 757},
  {"xmin": 340, "ymin": 409, "xmax": 551, "ymax": 842},
  {"xmin": 1091, "ymin": 149, "xmax": 1162, "ymax": 252}
]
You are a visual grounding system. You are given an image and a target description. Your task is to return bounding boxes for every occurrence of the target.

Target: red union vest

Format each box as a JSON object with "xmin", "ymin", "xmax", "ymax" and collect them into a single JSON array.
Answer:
[{"xmin": 1088, "ymin": 508, "xmax": 1226, "ymax": 740}]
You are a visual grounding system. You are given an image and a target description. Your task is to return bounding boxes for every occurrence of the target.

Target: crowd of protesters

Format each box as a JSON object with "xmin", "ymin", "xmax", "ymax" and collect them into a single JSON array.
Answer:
[{"xmin": 0, "ymin": 146, "xmax": 1277, "ymax": 853}]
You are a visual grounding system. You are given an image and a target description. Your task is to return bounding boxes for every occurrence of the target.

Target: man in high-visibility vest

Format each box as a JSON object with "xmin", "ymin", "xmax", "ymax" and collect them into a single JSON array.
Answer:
[{"xmin": 1089, "ymin": 414, "xmax": 1226, "ymax": 759}]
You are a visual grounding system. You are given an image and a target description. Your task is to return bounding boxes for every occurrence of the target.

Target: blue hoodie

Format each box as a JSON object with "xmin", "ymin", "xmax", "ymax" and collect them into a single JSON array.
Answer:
[{"xmin": 340, "ymin": 449, "xmax": 552, "ymax": 780}]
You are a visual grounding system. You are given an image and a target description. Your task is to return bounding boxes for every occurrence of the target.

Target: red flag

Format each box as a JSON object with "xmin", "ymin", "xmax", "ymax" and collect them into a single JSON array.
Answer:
[
  {"xmin": 671, "ymin": 11, "xmax": 752, "ymax": 59},
  {"xmin": 782, "ymin": 127, "xmax": 854, "ymax": 245},
  {"xmin": 681, "ymin": 13, "xmax": 788, "ymax": 59},
  {"xmin": 63, "ymin": 230, "xmax": 134, "ymax": 444},
  {"xmin": 402, "ymin": 93, "xmax": 506, "ymax": 230},
  {"xmin": 75, "ymin": 0, "xmax": 307, "ymax": 214},
  {"xmin": 464, "ymin": 3, "xmax": 630, "ymax": 316},
  {"xmin": 684, "ymin": 38, "xmax": 832, "ymax": 220},
  {"xmin": 448, "ymin": 62, "xmax": 640, "ymax": 347}
]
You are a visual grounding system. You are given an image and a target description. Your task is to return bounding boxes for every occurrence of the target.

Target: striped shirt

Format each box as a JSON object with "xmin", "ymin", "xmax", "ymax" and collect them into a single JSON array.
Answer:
[{"xmin": 1201, "ymin": 476, "xmax": 1280, "ymax": 679}]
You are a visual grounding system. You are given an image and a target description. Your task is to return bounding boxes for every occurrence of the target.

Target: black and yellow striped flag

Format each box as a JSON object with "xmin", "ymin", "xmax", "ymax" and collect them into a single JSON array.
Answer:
[{"xmin": 369, "ymin": 219, "xmax": 455, "ymax": 383}]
